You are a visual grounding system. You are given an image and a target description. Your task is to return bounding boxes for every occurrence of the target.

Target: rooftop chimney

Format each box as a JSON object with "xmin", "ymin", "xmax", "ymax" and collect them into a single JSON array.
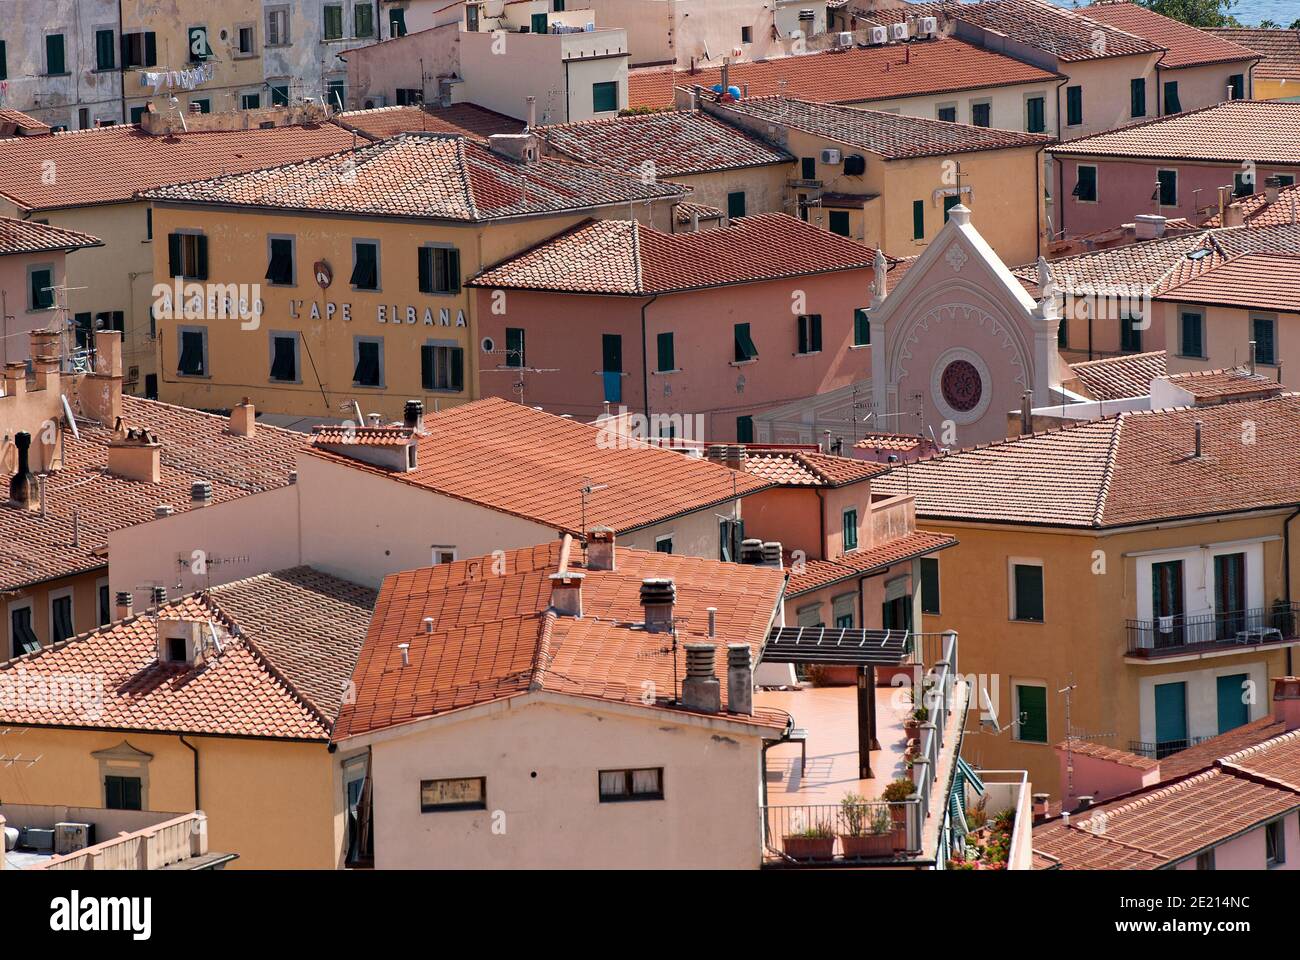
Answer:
[
  {"xmin": 398, "ymin": 642, "xmax": 410, "ymax": 667},
  {"xmin": 1076, "ymin": 795, "xmax": 1094, "ymax": 810},
  {"xmin": 1223, "ymin": 201, "xmax": 1245, "ymax": 228},
  {"xmin": 587, "ymin": 526, "xmax": 616, "ymax": 571},
  {"xmin": 229, "ymin": 398, "xmax": 256, "ymax": 437},
  {"xmin": 526, "ymin": 95, "xmax": 537, "ymax": 130},
  {"xmin": 1273, "ymin": 677, "xmax": 1300, "ymax": 731},
  {"xmin": 640, "ymin": 577, "xmax": 676, "ymax": 632},
  {"xmin": 682, "ymin": 642, "xmax": 721, "ymax": 712},
  {"xmin": 549, "ymin": 571, "xmax": 585, "ymax": 618},
  {"xmin": 707, "ymin": 607, "xmax": 717, "ymax": 638},
  {"xmin": 191, "ymin": 480, "xmax": 213, "ymax": 508},
  {"xmin": 738, "ymin": 538, "xmax": 764, "ymax": 565},
  {"xmin": 404, "ymin": 399, "xmax": 424, "ymax": 431},
  {"xmin": 761, "ymin": 541, "xmax": 783, "ymax": 569},
  {"xmin": 1265, "ymin": 175, "xmax": 1282, "ymax": 204},
  {"xmin": 1032, "ymin": 792, "xmax": 1050, "ymax": 819},
  {"xmin": 726, "ymin": 643, "xmax": 753, "ymax": 715},
  {"xmin": 487, "ymin": 133, "xmax": 539, "ymax": 163},
  {"xmin": 115, "ymin": 591, "xmax": 133, "ymax": 620},
  {"xmin": 3, "ymin": 362, "xmax": 25, "ymax": 398},
  {"xmin": 8, "ymin": 431, "xmax": 34, "ymax": 508},
  {"xmin": 725, "ymin": 444, "xmax": 744, "ymax": 471},
  {"xmin": 151, "ymin": 586, "xmax": 167, "ymax": 607},
  {"xmin": 422, "ymin": 616, "xmax": 434, "ymax": 634},
  {"xmin": 108, "ymin": 427, "xmax": 161, "ymax": 483},
  {"xmin": 154, "ymin": 504, "xmax": 173, "ymax": 519},
  {"xmin": 1133, "ymin": 213, "xmax": 1167, "ymax": 240}
]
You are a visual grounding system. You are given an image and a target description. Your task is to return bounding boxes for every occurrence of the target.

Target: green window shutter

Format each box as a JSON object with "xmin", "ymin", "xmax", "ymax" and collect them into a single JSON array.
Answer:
[
  {"xmin": 971, "ymin": 102, "xmax": 990, "ymax": 127},
  {"xmin": 912, "ymin": 199, "xmax": 924, "ymax": 240},
  {"xmin": 801, "ymin": 156, "xmax": 816, "ymax": 180},
  {"xmin": 168, "ymin": 233, "xmax": 183, "ymax": 277},
  {"xmin": 1253, "ymin": 317, "xmax": 1275, "ymax": 365},
  {"xmin": 1216, "ymin": 673, "xmax": 1250, "ymax": 734},
  {"xmin": 1066, "ymin": 85, "xmax": 1082, "ymax": 125},
  {"xmin": 921, "ymin": 557, "xmax": 940, "ymax": 615},
  {"xmin": 505, "ymin": 327, "xmax": 525, "ymax": 367},
  {"xmin": 46, "ymin": 34, "xmax": 66, "ymax": 75},
  {"xmin": 1157, "ymin": 170, "xmax": 1177, "ymax": 206},
  {"xmin": 734, "ymin": 323, "xmax": 757, "ymax": 361},
  {"xmin": 1229, "ymin": 74, "xmax": 1244, "ymax": 99},
  {"xmin": 937, "ymin": 106, "xmax": 956, "ymax": 122},
  {"xmin": 1120, "ymin": 314, "xmax": 1142, "ymax": 353},
  {"xmin": 271, "ymin": 84, "xmax": 289, "ymax": 107},
  {"xmin": 195, "ymin": 234, "xmax": 208, "ymax": 280},
  {"xmin": 828, "ymin": 211, "xmax": 850, "ymax": 236},
  {"xmin": 355, "ymin": 4, "xmax": 374, "ymax": 38},
  {"xmin": 30, "ymin": 269, "xmax": 52, "ymax": 310},
  {"xmin": 1164, "ymin": 81, "xmax": 1181, "ymax": 113},
  {"xmin": 1181, "ymin": 312, "xmax": 1202, "ymax": 357},
  {"xmin": 1016, "ymin": 685, "xmax": 1047, "ymax": 743},
  {"xmin": 1058, "ymin": 315, "xmax": 1068, "ymax": 348},
  {"xmin": 325, "ymin": 6, "xmax": 343, "ymax": 40},
  {"xmin": 1074, "ymin": 166, "xmax": 1096, "ymax": 202},
  {"xmin": 592, "ymin": 81, "xmax": 617, "ymax": 112},
  {"xmin": 727, "ymin": 191, "xmax": 746, "ymax": 218},
  {"xmin": 451, "ymin": 347, "xmax": 464, "ymax": 391},
  {"xmin": 391, "ymin": 8, "xmax": 408, "ymax": 36},
  {"xmin": 1130, "ymin": 77, "xmax": 1146, "ymax": 117},
  {"xmin": 1013, "ymin": 564, "xmax": 1044, "ymax": 621},
  {"xmin": 1026, "ymin": 97, "xmax": 1045, "ymax": 133},
  {"xmin": 96, "ymin": 29, "xmax": 116, "ymax": 70},
  {"xmin": 447, "ymin": 248, "xmax": 461, "ymax": 294},
  {"xmin": 420, "ymin": 344, "xmax": 434, "ymax": 389},
  {"xmin": 656, "ymin": 331, "xmax": 674, "ymax": 371},
  {"xmin": 842, "ymin": 509, "xmax": 858, "ymax": 550},
  {"xmin": 736, "ymin": 415, "xmax": 754, "ymax": 443},
  {"xmin": 0, "ymin": 41, "xmax": 7, "ymax": 81},
  {"xmin": 531, "ymin": 12, "xmax": 548, "ymax": 34},
  {"xmin": 417, "ymin": 247, "xmax": 432, "ymax": 294},
  {"xmin": 853, "ymin": 308, "xmax": 870, "ymax": 346}
]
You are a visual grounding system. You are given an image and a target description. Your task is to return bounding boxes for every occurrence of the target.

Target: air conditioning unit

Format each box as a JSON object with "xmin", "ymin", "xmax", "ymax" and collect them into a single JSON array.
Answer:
[
  {"xmin": 844, "ymin": 154, "xmax": 866, "ymax": 176},
  {"xmin": 22, "ymin": 828, "xmax": 55, "ymax": 852},
  {"xmin": 919, "ymin": 16, "xmax": 938, "ymax": 36},
  {"xmin": 868, "ymin": 25, "xmax": 888, "ymax": 45},
  {"xmin": 821, "ymin": 148, "xmax": 842, "ymax": 164},
  {"xmin": 891, "ymin": 22, "xmax": 909, "ymax": 41},
  {"xmin": 55, "ymin": 822, "xmax": 93, "ymax": 856},
  {"xmin": 836, "ymin": 31, "xmax": 854, "ymax": 49}
]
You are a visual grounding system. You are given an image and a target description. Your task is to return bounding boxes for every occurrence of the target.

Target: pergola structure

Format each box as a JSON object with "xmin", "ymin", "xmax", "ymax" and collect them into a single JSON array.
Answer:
[{"xmin": 760, "ymin": 626, "xmax": 913, "ymax": 779}]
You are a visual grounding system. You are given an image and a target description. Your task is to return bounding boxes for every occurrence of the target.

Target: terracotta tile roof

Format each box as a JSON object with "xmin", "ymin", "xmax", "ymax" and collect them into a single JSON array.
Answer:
[
  {"xmin": 1153, "ymin": 252, "xmax": 1300, "ymax": 313},
  {"xmin": 1209, "ymin": 28, "xmax": 1300, "ymax": 81},
  {"xmin": 305, "ymin": 397, "xmax": 772, "ymax": 535},
  {"xmin": 872, "ymin": 393, "xmax": 1300, "ymax": 528},
  {"xmin": 1082, "ymin": 2, "xmax": 1258, "ymax": 69},
  {"xmin": 673, "ymin": 201, "xmax": 724, "ymax": 225},
  {"xmin": 1048, "ymin": 101, "xmax": 1300, "ymax": 164},
  {"xmin": 0, "ymin": 567, "xmax": 373, "ymax": 739},
  {"xmin": 1068, "ymin": 350, "xmax": 1167, "ymax": 401},
  {"xmin": 334, "ymin": 539, "xmax": 790, "ymax": 739},
  {"xmin": 539, "ymin": 110, "xmax": 793, "ymax": 177},
  {"xmin": 467, "ymin": 213, "xmax": 877, "ymax": 295},
  {"xmin": 1157, "ymin": 366, "xmax": 1283, "ymax": 402},
  {"xmin": 0, "ymin": 123, "xmax": 356, "ymax": 213},
  {"xmin": 1220, "ymin": 729, "xmax": 1300, "ymax": 789},
  {"xmin": 1203, "ymin": 182, "xmax": 1300, "ymax": 228},
  {"xmin": 310, "ymin": 426, "xmax": 412, "ymax": 446},
  {"xmin": 786, "ymin": 530, "xmax": 958, "ymax": 596},
  {"xmin": 949, "ymin": 0, "xmax": 1163, "ymax": 61},
  {"xmin": 0, "ymin": 110, "xmax": 52, "ymax": 135},
  {"xmin": 716, "ymin": 97, "xmax": 1053, "ymax": 161},
  {"xmin": 0, "ymin": 396, "xmax": 305, "ymax": 592},
  {"xmin": 0, "ymin": 217, "xmax": 103, "ymax": 256},
  {"xmin": 1033, "ymin": 768, "xmax": 1298, "ymax": 869},
  {"xmin": 1058, "ymin": 738, "xmax": 1159, "ymax": 770},
  {"xmin": 334, "ymin": 102, "xmax": 524, "ymax": 141},
  {"xmin": 1159, "ymin": 717, "xmax": 1287, "ymax": 781},
  {"xmin": 741, "ymin": 448, "xmax": 889, "ymax": 487},
  {"xmin": 625, "ymin": 37, "xmax": 1062, "ymax": 111},
  {"xmin": 853, "ymin": 432, "xmax": 927, "ymax": 452},
  {"xmin": 145, "ymin": 132, "xmax": 684, "ymax": 221}
]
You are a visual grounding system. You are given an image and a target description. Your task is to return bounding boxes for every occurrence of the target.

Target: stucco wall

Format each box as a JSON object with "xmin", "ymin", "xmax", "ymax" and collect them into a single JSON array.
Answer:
[{"xmin": 1160, "ymin": 302, "xmax": 1298, "ymax": 388}]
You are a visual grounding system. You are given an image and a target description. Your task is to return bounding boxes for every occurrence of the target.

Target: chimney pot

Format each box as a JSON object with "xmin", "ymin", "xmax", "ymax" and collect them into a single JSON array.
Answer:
[
  {"xmin": 1266, "ymin": 176, "xmax": 1282, "ymax": 204},
  {"xmin": 1032, "ymin": 792, "xmax": 1050, "ymax": 818},
  {"xmin": 398, "ymin": 642, "xmax": 410, "ymax": 667},
  {"xmin": 114, "ymin": 591, "xmax": 133, "ymax": 620},
  {"xmin": 108, "ymin": 431, "xmax": 162, "ymax": 483},
  {"xmin": 155, "ymin": 504, "xmax": 174, "ymax": 519},
  {"xmin": 587, "ymin": 526, "xmax": 616, "ymax": 571},
  {"xmin": 1077, "ymin": 795, "xmax": 1094, "ymax": 810},
  {"xmin": 1273, "ymin": 676, "xmax": 1300, "ymax": 731},
  {"xmin": 682, "ymin": 642, "xmax": 721, "ymax": 712},
  {"xmin": 3, "ymin": 362, "xmax": 26, "ymax": 398},
  {"xmin": 639, "ymin": 577, "xmax": 676, "ymax": 631},
  {"xmin": 404, "ymin": 400, "xmax": 424, "ymax": 430},
  {"xmin": 1194, "ymin": 420, "xmax": 1203, "ymax": 458},
  {"xmin": 1020, "ymin": 391, "xmax": 1033, "ymax": 435},
  {"xmin": 229, "ymin": 398, "xmax": 257, "ymax": 437},
  {"xmin": 761, "ymin": 541, "xmax": 783, "ymax": 568},
  {"xmin": 422, "ymin": 616, "xmax": 434, "ymax": 634},
  {"xmin": 707, "ymin": 606, "xmax": 717, "ymax": 638},
  {"xmin": 549, "ymin": 571, "xmax": 585, "ymax": 618},
  {"xmin": 739, "ymin": 539, "xmax": 764, "ymax": 565},
  {"xmin": 367, "ymin": 413, "xmax": 382, "ymax": 427},
  {"xmin": 151, "ymin": 586, "xmax": 167, "ymax": 606},
  {"xmin": 9, "ymin": 431, "xmax": 34, "ymax": 507},
  {"xmin": 726, "ymin": 643, "xmax": 753, "ymax": 715},
  {"xmin": 190, "ymin": 480, "xmax": 213, "ymax": 507},
  {"xmin": 725, "ymin": 444, "xmax": 745, "ymax": 471}
]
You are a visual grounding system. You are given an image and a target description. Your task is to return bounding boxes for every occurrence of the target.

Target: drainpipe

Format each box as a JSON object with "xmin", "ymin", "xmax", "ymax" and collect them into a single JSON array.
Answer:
[
  {"xmin": 118, "ymin": 0, "xmax": 127, "ymax": 124},
  {"xmin": 814, "ymin": 488, "xmax": 826, "ymax": 560},
  {"xmin": 640, "ymin": 294, "xmax": 658, "ymax": 423},
  {"xmin": 1285, "ymin": 505, "xmax": 1300, "ymax": 675},
  {"xmin": 179, "ymin": 734, "xmax": 200, "ymax": 809}
]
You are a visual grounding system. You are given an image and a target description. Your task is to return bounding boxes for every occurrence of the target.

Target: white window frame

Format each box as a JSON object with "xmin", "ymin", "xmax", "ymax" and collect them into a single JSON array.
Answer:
[
  {"xmin": 7, "ymin": 596, "xmax": 37, "ymax": 657},
  {"xmin": 266, "ymin": 6, "xmax": 291, "ymax": 47},
  {"xmin": 1007, "ymin": 556, "xmax": 1045, "ymax": 623},
  {"xmin": 432, "ymin": 546, "xmax": 458, "ymax": 565},
  {"xmin": 48, "ymin": 586, "xmax": 75, "ymax": 644},
  {"xmin": 268, "ymin": 330, "xmax": 302, "ymax": 384},
  {"xmin": 1012, "ymin": 678, "xmax": 1048, "ymax": 744}
]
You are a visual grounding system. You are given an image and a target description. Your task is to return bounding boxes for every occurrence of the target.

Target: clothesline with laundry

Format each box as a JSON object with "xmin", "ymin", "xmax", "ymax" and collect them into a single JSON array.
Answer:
[{"xmin": 140, "ymin": 62, "xmax": 215, "ymax": 94}]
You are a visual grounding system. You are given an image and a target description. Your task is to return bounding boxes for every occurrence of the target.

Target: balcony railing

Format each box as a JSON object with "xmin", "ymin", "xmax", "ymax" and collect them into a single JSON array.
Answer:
[
  {"xmin": 1126, "ymin": 603, "xmax": 1299, "ymax": 658},
  {"xmin": 762, "ymin": 800, "xmax": 922, "ymax": 863},
  {"xmin": 1128, "ymin": 737, "xmax": 1212, "ymax": 761}
]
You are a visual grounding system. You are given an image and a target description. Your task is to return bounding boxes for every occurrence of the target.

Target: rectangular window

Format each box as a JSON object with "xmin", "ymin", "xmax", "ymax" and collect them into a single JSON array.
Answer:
[
  {"xmin": 1253, "ymin": 316, "xmax": 1276, "ymax": 365},
  {"xmin": 727, "ymin": 191, "xmax": 746, "ymax": 219},
  {"xmin": 1180, "ymin": 311, "xmax": 1204, "ymax": 358},
  {"xmin": 741, "ymin": 25, "xmax": 753, "ymax": 43},
  {"xmin": 105, "ymin": 775, "xmax": 143, "ymax": 811},
  {"xmin": 98, "ymin": 583, "xmax": 111, "ymax": 626},
  {"xmin": 177, "ymin": 326, "xmax": 208, "ymax": 377},
  {"xmin": 1015, "ymin": 684, "xmax": 1047, "ymax": 743},
  {"xmin": 418, "ymin": 246, "xmax": 460, "ymax": 294},
  {"xmin": 602, "ymin": 333, "xmax": 623, "ymax": 403},
  {"xmin": 1228, "ymin": 74, "xmax": 1244, "ymax": 100},
  {"xmin": 1026, "ymin": 96, "xmax": 1045, "ymax": 133},
  {"xmin": 396, "ymin": 89, "xmax": 422, "ymax": 106},
  {"xmin": 1058, "ymin": 315, "xmax": 1069, "ymax": 349},
  {"xmin": 327, "ymin": 79, "xmax": 346, "ymax": 111},
  {"xmin": 801, "ymin": 156, "xmax": 816, "ymax": 180},
  {"xmin": 324, "ymin": 4, "xmax": 344, "ymax": 40},
  {"xmin": 96, "ymin": 29, "xmax": 116, "ymax": 70},
  {"xmin": 267, "ymin": 7, "xmax": 290, "ymax": 46},
  {"xmin": 1157, "ymin": 169, "xmax": 1177, "ymax": 207},
  {"xmin": 505, "ymin": 327, "xmax": 525, "ymax": 368},
  {"xmin": 28, "ymin": 266, "xmax": 54, "ymax": 311},
  {"xmin": 1066, "ymin": 85, "xmax": 1083, "ymax": 126},
  {"xmin": 971, "ymin": 101, "xmax": 991, "ymax": 127},
  {"xmin": 167, "ymin": 232, "xmax": 208, "ymax": 280},
  {"xmin": 237, "ymin": 25, "xmax": 256, "ymax": 55},
  {"xmin": 50, "ymin": 594, "xmax": 74, "ymax": 643},
  {"xmin": 355, "ymin": 3, "xmax": 375, "ymax": 38},
  {"xmin": 853, "ymin": 308, "xmax": 870, "ymax": 346},
  {"xmin": 46, "ymin": 34, "xmax": 66, "ymax": 75},
  {"xmin": 269, "ymin": 332, "xmax": 299, "ymax": 382},
  {"xmin": 241, "ymin": 93, "xmax": 261, "ymax": 111},
  {"xmin": 656, "ymin": 331, "xmax": 675, "ymax": 372},
  {"xmin": 736, "ymin": 415, "xmax": 754, "ymax": 443},
  {"xmin": 420, "ymin": 777, "xmax": 485, "ymax": 812},
  {"xmin": 270, "ymin": 84, "xmax": 289, "ymax": 107},
  {"xmin": 592, "ymin": 81, "xmax": 618, "ymax": 113},
  {"xmin": 122, "ymin": 31, "xmax": 157, "ymax": 68},
  {"xmin": 0, "ymin": 41, "xmax": 6, "ymax": 81},
  {"xmin": 10, "ymin": 605, "xmax": 39, "ymax": 657},
  {"xmin": 190, "ymin": 99, "xmax": 210, "ymax": 114},
  {"xmin": 719, "ymin": 516, "xmax": 743, "ymax": 561},
  {"xmin": 655, "ymin": 536, "xmax": 673, "ymax": 554},
  {"xmin": 1130, "ymin": 77, "xmax": 1146, "ymax": 118},
  {"xmin": 912, "ymin": 199, "xmax": 925, "ymax": 240},
  {"xmin": 1120, "ymin": 313, "xmax": 1143, "ymax": 353},
  {"xmin": 187, "ymin": 26, "xmax": 211, "ymax": 62},
  {"xmin": 421, "ymin": 342, "xmax": 465, "ymax": 392},
  {"xmin": 734, "ymin": 322, "xmax": 758, "ymax": 362},
  {"xmin": 265, "ymin": 237, "xmax": 295, "ymax": 286},
  {"xmin": 531, "ymin": 12, "xmax": 549, "ymax": 34},
  {"xmin": 828, "ymin": 210, "xmax": 850, "ymax": 237},
  {"xmin": 390, "ymin": 8, "xmax": 408, "ymax": 36},
  {"xmin": 1012, "ymin": 562, "xmax": 1044, "ymax": 622},
  {"xmin": 842, "ymin": 508, "xmax": 858, "ymax": 551},
  {"xmin": 1163, "ymin": 80, "xmax": 1181, "ymax": 114},
  {"xmin": 797, "ymin": 314, "xmax": 822, "ymax": 354},
  {"xmin": 1267, "ymin": 819, "xmax": 1286, "ymax": 866},
  {"xmin": 598, "ymin": 767, "xmax": 664, "ymax": 802},
  {"xmin": 1073, "ymin": 165, "xmax": 1097, "ymax": 202},
  {"xmin": 351, "ymin": 240, "xmax": 379, "ymax": 290},
  {"xmin": 1234, "ymin": 172, "xmax": 1254, "ymax": 197},
  {"xmin": 921, "ymin": 557, "xmax": 940, "ymax": 615},
  {"xmin": 937, "ymin": 104, "xmax": 956, "ymax": 122},
  {"xmin": 353, "ymin": 338, "xmax": 383, "ymax": 387}
]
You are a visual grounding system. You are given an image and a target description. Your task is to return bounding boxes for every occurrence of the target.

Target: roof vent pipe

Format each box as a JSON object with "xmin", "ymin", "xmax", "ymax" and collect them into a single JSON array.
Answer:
[
  {"xmin": 155, "ymin": 504, "xmax": 174, "ymax": 519},
  {"xmin": 640, "ymin": 577, "xmax": 676, "ymax": 632},
  {"xmin": 398, "ymin": 642, "xmax": 410, "ymax": 667},
  {"xmin": 191, "ymin": 480, "xmax": 213, "ymax": 508},
  {"xmin": 761, "ymin": 541, "xmax": 783, "ymax": 569},
  {"xmin": 727, "ymin": 643, "xmax": 753, "ymax": 715},
  {"xmin": 422, "ymin": 617, "xmax": 434, "ymax": 634},
  {"xmin": 681, "ymin": 642, "xmax": 720, "ymax": 713},
  {"xmin": 739, "ymin": 538, "xmax": 764, "ymax": 564},
  {"xmin": 1194, "ymin": 420, "xmax": 1203, "ymax": 458},
  {"xmin": 707, "ymin": 606, "xmax": 717, "ymax": 638},
  {"xmin": 404, "ymin": 400, "xmax": 424, "ymax": 430},
  {"xmin": 151, "ymin": 586, "xmax": 167, "ymax": 607}
]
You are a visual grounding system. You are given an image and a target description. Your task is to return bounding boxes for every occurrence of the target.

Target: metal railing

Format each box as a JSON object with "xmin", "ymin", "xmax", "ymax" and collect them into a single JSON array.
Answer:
[
  {"xmin": 762, "ymin": 800, "xmax": 922, "ymax": 863},
  {"xmin": 1128, "ymin": 737, "xmax": 1212, "ymax": 760},
  {"xmin": 1126, "ymin": 603, "xmax": 1298, "ymax": 657}
]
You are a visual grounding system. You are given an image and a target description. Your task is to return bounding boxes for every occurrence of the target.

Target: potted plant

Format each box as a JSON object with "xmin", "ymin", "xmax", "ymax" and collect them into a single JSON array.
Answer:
[
  {"xmin": 882, "ymin": 777, "xmax": 916, "ymax": 851},
  {"xmin": 904, "ymin": 702, "xmax": 929, "ymax": 743},
  {"xmin": 783, "ymin": 820, "xmax": 835, "ymax": 861},
  {"xmin": 839, "ymin": 795, "xmax": 893, "ymax": 858}
]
